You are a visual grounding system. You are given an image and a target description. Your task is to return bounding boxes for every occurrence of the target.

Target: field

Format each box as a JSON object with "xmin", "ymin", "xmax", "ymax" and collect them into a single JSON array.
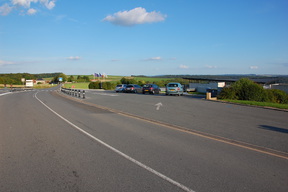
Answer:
[{"xmin": 63, "ymin": 82, "xmax": 90, "ymax": 89}]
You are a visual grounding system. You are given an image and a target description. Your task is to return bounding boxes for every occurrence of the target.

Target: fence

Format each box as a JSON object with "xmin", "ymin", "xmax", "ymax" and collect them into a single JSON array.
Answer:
[{"xmin": 60, "ymin": 87, "xmax": 86, "ymax": 99}]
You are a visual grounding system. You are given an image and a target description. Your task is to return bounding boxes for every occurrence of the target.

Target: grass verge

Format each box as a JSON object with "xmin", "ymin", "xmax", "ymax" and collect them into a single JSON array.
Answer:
[
  {"xmin": 221, "ymin": 99, "xmax": 288, "ymax": 110},
  {"xmin": 63, "ymin": 83, "xmax": 89, "ymax": 89}
]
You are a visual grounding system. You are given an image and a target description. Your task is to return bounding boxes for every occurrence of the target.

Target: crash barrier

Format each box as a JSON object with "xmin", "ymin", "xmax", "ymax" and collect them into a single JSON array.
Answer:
[{"xmin": 60, "ymin": 87, "xmax": 86, "ymax": 99}]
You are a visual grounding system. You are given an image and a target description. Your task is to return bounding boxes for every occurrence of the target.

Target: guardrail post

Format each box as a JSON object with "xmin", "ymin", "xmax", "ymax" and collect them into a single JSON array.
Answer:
[
  {"xmin": 78, "ymin": 90, "xmax": 81, "ymax": 98},
  {"xmin": 83, "ymin": 90, "xmax": 85, "ymax": 99}
]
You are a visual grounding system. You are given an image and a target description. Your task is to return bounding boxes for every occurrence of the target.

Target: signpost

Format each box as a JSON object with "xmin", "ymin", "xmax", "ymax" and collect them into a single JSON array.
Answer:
[{"xmin": 21, "ymin": 78, "xmax": 25, "ymax": 86}]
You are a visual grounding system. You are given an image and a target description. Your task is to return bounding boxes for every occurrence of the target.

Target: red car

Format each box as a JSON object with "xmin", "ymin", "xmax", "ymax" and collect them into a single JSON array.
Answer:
[{"xmin": 142, "ymin": 84, "xmax": 161, "ymax": 94}]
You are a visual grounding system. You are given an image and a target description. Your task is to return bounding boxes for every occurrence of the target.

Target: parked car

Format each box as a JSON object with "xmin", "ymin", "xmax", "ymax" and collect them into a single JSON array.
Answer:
[
  {"xmin": 142, "ymin": 84, "xmax": 161, "ymax": 94},
  {"xmin": 124, "ymin": 84, "xmax": 142, "ymax": 93},
  {"xmin": 115, "ymin": 84, "xmax": 127, "ymax": 92},
  {"xmin": 166, "ymin": 82, "xmax": 184, "ymax": 96}
]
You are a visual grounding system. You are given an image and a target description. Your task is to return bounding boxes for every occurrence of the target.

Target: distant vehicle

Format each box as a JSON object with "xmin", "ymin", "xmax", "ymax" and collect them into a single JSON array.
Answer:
[
  {"xmin": 124, "ymin": 84, "xmax": 142, "ymax": 93},
  {"xmin": 115, "ymin": 84, "xmax": 127, "ymax": 92},
  {"xmin": 142, "ymin": 84, "xmax": 161, "ymax": 94},
  {"xmin": 166, "ymin": 82, "xmax": 184, "ymax": 96}
]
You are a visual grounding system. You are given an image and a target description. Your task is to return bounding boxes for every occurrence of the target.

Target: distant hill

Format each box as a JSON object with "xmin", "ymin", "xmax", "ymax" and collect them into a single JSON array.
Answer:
[{"xmin": 151, "ymin": 75, "xmax": 288, "ymax": 84}]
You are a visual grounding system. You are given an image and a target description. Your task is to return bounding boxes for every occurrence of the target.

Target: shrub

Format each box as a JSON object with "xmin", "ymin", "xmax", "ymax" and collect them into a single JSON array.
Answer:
[
  {"xmin": 218, "ymin": 87, "xmax": 237, "ymax": 100},
  {"xmin": 89, "ymin": 82, "xmax": 100, "ymax": 89},
  {"xmin": 232, "ymin": 78, "xmax": 266, "ymax": 101},
  {"xmin": 266, "ymin": 89, "xmax": 288, "ymax": 104},
  {"xmin": 218, "ymin": 78, "xmax": 267, "ymax": 102},
  {"xmin": 120, "ymin": 77, "xmax": 137, "ymax": 84}
]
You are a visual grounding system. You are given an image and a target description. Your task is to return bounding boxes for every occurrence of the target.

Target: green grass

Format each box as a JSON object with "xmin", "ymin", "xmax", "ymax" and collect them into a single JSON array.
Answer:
[
  {"xmin": 221, "ymin": 99, "xmax": 288, "ymax": 110},
  {"xmin": 63, "ymin": 83, "xmax": 90, "ymax": 89}
]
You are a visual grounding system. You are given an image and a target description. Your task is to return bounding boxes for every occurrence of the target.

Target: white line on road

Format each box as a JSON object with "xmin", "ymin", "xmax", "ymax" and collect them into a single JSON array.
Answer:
[
  {"xmin": 0, "ymin": 92, "xmax": 12, "ymax": 96},
  {"xmin": 34, "ymin": 92, "xmax": 195, "ymax": 192}
]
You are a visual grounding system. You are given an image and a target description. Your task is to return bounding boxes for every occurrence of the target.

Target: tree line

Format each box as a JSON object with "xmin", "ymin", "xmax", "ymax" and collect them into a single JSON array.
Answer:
[{"xmin": 0, "ymin": 73, "xmax": 62, "ymax": 85}]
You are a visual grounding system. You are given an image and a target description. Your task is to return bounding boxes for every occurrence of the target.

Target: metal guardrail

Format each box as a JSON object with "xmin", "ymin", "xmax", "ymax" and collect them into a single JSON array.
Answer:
[{"xmin": 60, "ymin": 87, "xmax": 86, "ymax": 99}]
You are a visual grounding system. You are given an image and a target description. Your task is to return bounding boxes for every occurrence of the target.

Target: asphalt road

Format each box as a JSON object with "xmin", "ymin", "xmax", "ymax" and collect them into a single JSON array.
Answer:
[{"xmin": 0, "ymin": 87, "xmax": 287, "ymax": 192}]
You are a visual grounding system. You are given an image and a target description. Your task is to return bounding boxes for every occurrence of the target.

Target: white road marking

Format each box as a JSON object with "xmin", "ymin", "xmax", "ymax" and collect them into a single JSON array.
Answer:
[
  {"xmin": 155, "ymin": 102, "xmax": 163, "ymax": 110},
  {"xmin": 0, "ymin": 92, "xmax": 12, "ymax": 96},
  {"xmin": 34, "ymin": 92, "xmax": 195, "ymax": 192}
]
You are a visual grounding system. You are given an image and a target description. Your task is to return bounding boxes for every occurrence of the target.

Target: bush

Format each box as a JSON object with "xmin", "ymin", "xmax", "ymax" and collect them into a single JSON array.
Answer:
[
  {"xmin": 232, "ymin": 78, "xmax": 267, "ymax": 101},
  {"xmin": 120, "ymin": 77, "xmax": 137, "ymax": 84},
  {"xmin": 218, "ymin": 87, "xmax": 237, "ymax": 100},
  {"xmin": 89, "ymin": 81, "xmax": 117, "ymax": 90},
  {"xmin": 218, "ymin": 78, "xmax": 267, "ymax": 102},
  {"xmin": 89, "ymin": 82, "xmax": 100, "ymax": 89},
  {"xmin": 218, "ymin": 78, "xmax": 288, "ymax": 104},
  {"xmin": 266, "ymin": 89, "xmax": 288, "ymax": 104}
]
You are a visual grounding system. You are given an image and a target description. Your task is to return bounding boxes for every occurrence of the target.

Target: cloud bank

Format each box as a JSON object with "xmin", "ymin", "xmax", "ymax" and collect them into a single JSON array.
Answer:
[
  {"xmin": 0, "ymin": 60, "xmax": 15, "ymax": 66},
  {"xmin": 103, "ymin": 7, "xmax": 166, "ymax": 26},
  {"xmin": 0, "ymin": 0, "xmax": 56, "ymax": 16}
]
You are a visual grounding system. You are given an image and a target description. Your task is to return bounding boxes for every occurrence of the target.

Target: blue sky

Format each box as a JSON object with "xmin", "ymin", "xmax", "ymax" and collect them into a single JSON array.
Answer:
[{"xmin": 0, "ymin": 0, "xmax": 287, "ymax": 76}]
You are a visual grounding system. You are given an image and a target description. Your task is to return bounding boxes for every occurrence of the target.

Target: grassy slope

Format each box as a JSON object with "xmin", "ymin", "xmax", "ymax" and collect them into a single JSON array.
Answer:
[{"xmin": 221, "ymin": 99, "xmax": 288, "ymax": 110}]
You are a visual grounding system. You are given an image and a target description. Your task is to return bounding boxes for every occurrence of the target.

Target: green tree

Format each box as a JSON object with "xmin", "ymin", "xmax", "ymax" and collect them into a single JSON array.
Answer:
[
  {"xmin": 120, "ymin": 77, "xmax": 137, "ymax": 84},
  {"xmin": 52, "ymin": 73, "xmax": 68, "ymax": 83},
  {"xmin": 68, "ymin": 75, "xmax": 75, "ymax": 82}
]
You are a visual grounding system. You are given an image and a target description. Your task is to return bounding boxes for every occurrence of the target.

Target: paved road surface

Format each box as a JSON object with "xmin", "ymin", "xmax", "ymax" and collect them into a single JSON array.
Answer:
[{"xmin": 1, "ymin": 88, "xmax": 287, "ymax": 192}]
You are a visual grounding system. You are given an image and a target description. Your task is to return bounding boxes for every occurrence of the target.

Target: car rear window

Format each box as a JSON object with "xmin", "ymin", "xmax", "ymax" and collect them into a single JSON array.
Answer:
[{"xmin": 168, "ymin": 84, "xmax": 178, "ymax": 87}]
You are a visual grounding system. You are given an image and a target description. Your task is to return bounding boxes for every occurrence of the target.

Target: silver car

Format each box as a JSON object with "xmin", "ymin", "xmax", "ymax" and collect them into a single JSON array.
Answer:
[
  {"xmin": 115, "ymin": 84, "xmax": 127, "ymax": 92},
  {"xmin": 166, "ymin": 82, "xmax": 184, "ymax": 96}
]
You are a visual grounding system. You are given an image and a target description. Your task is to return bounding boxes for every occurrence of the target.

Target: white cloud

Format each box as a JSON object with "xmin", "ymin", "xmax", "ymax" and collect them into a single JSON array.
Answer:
[
  {"xmin": 0, "ymin": 60, "xmax": 15, "ymax": 66},
  {"xmin": 206, "ymin": 65, "xmax": 217, "ymax": 69},
  {"xmin": 12, "ymin": 0, "xmax": 36, "ymax": 8},
  {"xmin": 250, "ymin": 66, "xmax": 258, "ymax": 69},
  {"xmin": 145, "ymin": 56, "xmax": 162, "ymax": 61},
  {"xmin": 27, "ymin": 8, "xmax": 36, "ymax": 15},
  {"xmin": 41, "ymin": 0, "xmax": 55, "ymax": 10},
  {"xmin": 103, "ymin": 7, "xmax": 166, "ymax": 26},
  {"xmin": 1, "ymin": 0, "xmax": 56, "ymax": 16},
  {"xmin": 179, "ymin": 64, "xmax": 189, "ymax": 69},
  {"xmin": 67, "ymin": 56, "xmax": 81, "ymax": 60},
  {"xmin": 0, "ymin": 3, "xmax": 13, "ymax": 16}
]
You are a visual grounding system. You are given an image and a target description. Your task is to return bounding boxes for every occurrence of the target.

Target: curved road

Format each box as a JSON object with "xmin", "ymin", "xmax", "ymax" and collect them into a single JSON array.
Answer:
[{"xmin": 0, "ymin": 87, "xmax": 287, "ymax": 192}]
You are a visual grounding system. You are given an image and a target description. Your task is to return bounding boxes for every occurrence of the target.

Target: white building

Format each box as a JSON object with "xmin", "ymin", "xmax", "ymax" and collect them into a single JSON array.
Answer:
[{"xmin": 189, "ymin": 82, "xmax": 226, "ymax": 93}]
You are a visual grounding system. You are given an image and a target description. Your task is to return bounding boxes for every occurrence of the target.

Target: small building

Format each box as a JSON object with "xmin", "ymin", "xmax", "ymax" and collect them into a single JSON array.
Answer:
[
  {"xmin": 188, "ymin": 82, "xmax": 225, "ymax": 93},
  {"xmin": 267, "ymin": 84, "xmax": 288, "ymax": 94},
  {"xmin": 35, "ymin": 79, "xmax": 46, "ymax": 84}
]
